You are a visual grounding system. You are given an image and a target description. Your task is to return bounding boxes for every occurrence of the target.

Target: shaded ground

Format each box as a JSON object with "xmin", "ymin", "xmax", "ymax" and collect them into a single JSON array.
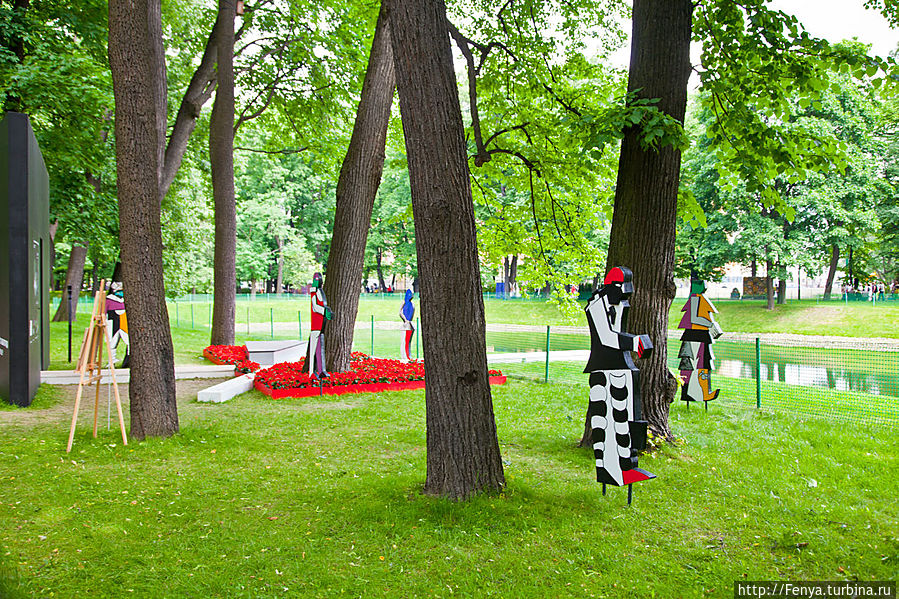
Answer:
[{"xmin": 0, "ymin": 378, "xmax": 229, "ymax": 430}]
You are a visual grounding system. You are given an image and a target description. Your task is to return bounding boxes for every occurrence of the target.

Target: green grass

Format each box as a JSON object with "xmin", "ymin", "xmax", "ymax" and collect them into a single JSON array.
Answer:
[
  {"xmin": 0, "ymin": 385, "xmax": 64, "ymax": 412},
  {"xmin": 671, "ymin": 299, "xmax": 899, "ymax": 339},
  {"xmin": 1, "ymin": 379, "xmax": 897, "ymax": 598}
]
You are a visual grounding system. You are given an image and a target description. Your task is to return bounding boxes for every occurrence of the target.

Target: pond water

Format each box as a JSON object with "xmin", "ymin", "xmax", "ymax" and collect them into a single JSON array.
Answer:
[{"xmin": 484, "ymin": 331, "xmax": 899, "ymax": 399}]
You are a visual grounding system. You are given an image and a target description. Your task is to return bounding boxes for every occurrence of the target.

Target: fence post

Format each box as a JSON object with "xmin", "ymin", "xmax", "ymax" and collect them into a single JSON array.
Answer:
[
  {"xmin": 415, "ymin": 317, "xmax": 420, "ymax": 360},
  {"xmin": 270, "ymin": 307, "xmax": 274, "ymax": 339},
  {"xmin": 208, "ymin": 302, "xmax": 212, "ymax": 328},
  {"xmin": 298, "ymin": 310, "xmax": 302, "ymax": 340},
  {"xmin": 545, "ymin": 325, "xmax": 551, "ymax": 384},
  {"xmin": 755, "ymin": 337, "xmax": 761, "ymax": 409},
  {"xmin": 371, "ymin": 314, "xmax": 375, "ymax": 356},
  {"xmin": 191, "ymin": 303, "xmax": 194, "ymax": 330},
  {"xmin": 246, "ymin": 306, "xmax": 250, "ymax": 335}
]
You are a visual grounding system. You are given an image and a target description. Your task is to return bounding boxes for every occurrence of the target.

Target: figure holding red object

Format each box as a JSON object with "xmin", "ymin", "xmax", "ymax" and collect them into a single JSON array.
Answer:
[
  {"xmin": 584, "ymin": 266, "xmax": 655, "ymax": 491},
  {"xmin": 307, "ymin": 272, "xmax": 332, "ymax": 378},
  {"xmin": 399, "ymin": 289, "xmax": 415, "ymax": 362}
]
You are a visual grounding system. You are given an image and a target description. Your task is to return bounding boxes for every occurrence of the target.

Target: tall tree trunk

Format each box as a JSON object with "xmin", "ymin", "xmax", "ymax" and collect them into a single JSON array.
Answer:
[
  {"xmin": 387, "ymin": 0, "xmax": 504, "ymax": 499},
  {"xmin": 109, "ymin": 0, "xmax": 178, "ymax": 439},
  {"xmin": 324, "ymin": 2, "xmax": 395, "ymax": 373},
  {"xmin": 209, "ymin": 0, "xmax": 236, "ymax": 346},
  {"xmin": 275, "ymin": 235, "xmax": 284, "ymax": 295},
  {"xmin": 49, "ymin": 220, "xmax": 58, "ymax": 291},
  {"xmin": 502, "ymin": 256, "xmax": 510, "ymax": 299},
  {"xmin": 90, "ymin": 259, "xmax": 100, "ymax": 294},
  {"xmin": 848, "ymin": 245, "xmax": 855, "ymax": 286},
  {"xmin": 751, "ymin": 259, "xmax": 757, "ymax": 278},
  {"xmin": 582, "ymin": 0, "xmax": 692, "ymax": 444},
  {"xmin": 376, "ymin": 248, "xmax": 387, "ymax": 291},
  {"xmin": 51, "ymin": 244, "xmax": 87, "ymax": 322},
  {"xmin": 161, "ymin": 21, "xmax": 221, "ymax": 199},
  {"xmin": 824, "ymin": 244, "xmax": 840, "ymax": 300},
  {"xmin": 509, "ymin": 254, "xmax": 518, "ymax": 293},
  {"xmin": 777, "ymin": 276, "xmax": 786, "ymax": 305},
  {"xmin": 765, "ymin": 259, "xmax": 775, "ymax": 310},
  {"xmin": 250, "ymin": 279, "xmax": 256, "ymax": 299}
]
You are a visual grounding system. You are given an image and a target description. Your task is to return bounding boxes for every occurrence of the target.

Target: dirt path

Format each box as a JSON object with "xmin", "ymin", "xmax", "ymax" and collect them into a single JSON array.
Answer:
[{"xmin": 0, "ymin": 378, "xmax": 229, "ymax": 428}]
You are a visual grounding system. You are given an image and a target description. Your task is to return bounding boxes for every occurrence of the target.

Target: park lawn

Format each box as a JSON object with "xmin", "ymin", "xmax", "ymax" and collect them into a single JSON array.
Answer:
[{"xmin": 1, "ymin": 379, "xmax": 897, "ymax": 598}]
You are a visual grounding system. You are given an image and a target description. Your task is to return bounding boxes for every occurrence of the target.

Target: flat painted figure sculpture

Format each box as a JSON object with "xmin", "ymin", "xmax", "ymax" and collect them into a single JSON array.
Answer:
[
  {"xmin": 584, "ymin": 266, "xmax": 655, "ymax": 488},
  {"xmin": 105, "ymin": 281, "xmax": 129, "ymax": 368},
  {"xmin": 399, "ymin": 289, "xmax": 415, "ymax": 362},
  {"xmin": 677, "ymin": 279, "xmax": 723, "ymax": 404},
  {"xmin": 307, "ymin": 272, "xmax": 333, "ymax": 379}
]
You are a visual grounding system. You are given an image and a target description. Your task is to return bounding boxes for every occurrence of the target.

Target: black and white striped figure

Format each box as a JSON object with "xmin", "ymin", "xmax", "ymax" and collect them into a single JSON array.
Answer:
[{"xmin": 584, "ymin": 266, "xmax": 655, "ymax": 494}]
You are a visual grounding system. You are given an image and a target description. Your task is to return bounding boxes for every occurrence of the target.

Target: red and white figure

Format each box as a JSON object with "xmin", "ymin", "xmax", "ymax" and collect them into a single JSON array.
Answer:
[
  {"xmin": 399, "ymin": 289, "xmax": 415, "ymax": 362},
  {"xmin": 583, "ymin": 266, "xmax": 655, "ymax": 489},
  {"xmin": 677, "ymin": 279, "xmax": 722, "ymax": 404},
  {"xmin": 307, "ymin": 272, "xmax": 332, "ymax": 378}
]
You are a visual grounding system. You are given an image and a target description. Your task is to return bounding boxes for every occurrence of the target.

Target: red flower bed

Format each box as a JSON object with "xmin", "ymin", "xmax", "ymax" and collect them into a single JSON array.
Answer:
[
  {"xmin": 253, "ymin": 351, "xmax": 505, "ymax": 399},
  {"xmin": 235, "ymin": 359, "xmax": 261, "ymax": 375},
  {"xmin": 203, "ymin": 344, "xmax": 248, "ymax": 366}
]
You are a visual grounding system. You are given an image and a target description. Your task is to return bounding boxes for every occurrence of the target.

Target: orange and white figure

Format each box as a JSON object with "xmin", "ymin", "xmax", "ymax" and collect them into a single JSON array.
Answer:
[{"xmin": 677, "ymin": 279, "xmax": 723, "ymax": 403}]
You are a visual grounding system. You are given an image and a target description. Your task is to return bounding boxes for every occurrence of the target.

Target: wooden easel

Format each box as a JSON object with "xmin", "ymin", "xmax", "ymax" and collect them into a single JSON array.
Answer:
[{"xmin": 66, "ymin": 281, "xmax": 128, "ymax": 452}]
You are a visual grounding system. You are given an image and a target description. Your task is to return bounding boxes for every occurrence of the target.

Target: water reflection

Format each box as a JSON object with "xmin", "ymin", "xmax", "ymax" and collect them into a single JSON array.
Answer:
[{"xmin": 715, "ymin": 355, "xmax": 898, "ymax": 398}]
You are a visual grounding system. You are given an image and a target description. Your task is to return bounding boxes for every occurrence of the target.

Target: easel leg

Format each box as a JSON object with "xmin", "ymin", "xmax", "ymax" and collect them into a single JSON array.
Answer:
[
  {"xmin": 103, "ymin": 326, "xmax": 128, "ymax": 446},
  {"xmin": 602, "ymin": 482, "xmax": 606, "ymax": 496},
  {"xmin": 93, "ymin": 331, "xmax": 103, "ymax": 437},
  {"xmin": 627, "ymin": 484, "xmax": 633, "ymax": 506},
  {"xmin": 67, "ymin": 319, "xmax": 97, "ymax": 453}
]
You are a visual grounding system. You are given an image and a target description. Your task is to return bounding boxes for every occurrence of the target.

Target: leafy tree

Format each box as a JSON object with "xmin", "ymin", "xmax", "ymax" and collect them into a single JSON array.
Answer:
[{"xmin": 323, "ymin": 2, "xmax": 395, "ymax": 372}]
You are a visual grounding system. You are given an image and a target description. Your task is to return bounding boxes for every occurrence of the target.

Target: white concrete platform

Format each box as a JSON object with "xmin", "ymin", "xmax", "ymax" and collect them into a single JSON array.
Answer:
[
  {"xmin": 41, "ymin": 364, "xmax": 236, "ymax": 385},
  {"xmin": 246, "ymin": 340, "xmax": 306, "ymax": 366},
  {"xmin": 197, "ymin": 373, "xmax": 256, "ymax": 403}
]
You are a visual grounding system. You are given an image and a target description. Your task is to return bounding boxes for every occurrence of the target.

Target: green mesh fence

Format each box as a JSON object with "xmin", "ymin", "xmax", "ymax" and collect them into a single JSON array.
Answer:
[{"xmin": 166, "ymin": 295, "xmax": 898, "ymax": 427}]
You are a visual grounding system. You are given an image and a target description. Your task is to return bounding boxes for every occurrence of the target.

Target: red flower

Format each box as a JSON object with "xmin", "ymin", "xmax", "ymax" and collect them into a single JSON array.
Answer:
[
  {"xmin": 235, "ymin": 360, "xmax": 261, "ymax": 374},
  {"xmin": 204, "ymin": 344, "xmax": 249, "ymax": 365},
  {"xmin": 250, "ymin": 351, "xmax": 501, "ymax": 394}
]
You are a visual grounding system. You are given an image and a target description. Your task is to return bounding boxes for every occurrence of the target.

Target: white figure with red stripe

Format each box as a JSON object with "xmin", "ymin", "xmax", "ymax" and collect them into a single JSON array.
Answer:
[
  {"xmin": 584, "ymin": 266, "xmax": 655, "ymax": 497},
  {"xmin": 307, "ymin": 272, "xmax": 332, "ymax": 378}
]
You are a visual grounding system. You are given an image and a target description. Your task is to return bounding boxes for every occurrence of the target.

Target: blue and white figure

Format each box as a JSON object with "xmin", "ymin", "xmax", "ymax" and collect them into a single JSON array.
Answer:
[
  {"xmin": 584, "ymin": 266, "xmax": 655, "ymax": 488},
  {"xmin": 399, "ymin": 289, "xmax": 415, "ymax": 362}
]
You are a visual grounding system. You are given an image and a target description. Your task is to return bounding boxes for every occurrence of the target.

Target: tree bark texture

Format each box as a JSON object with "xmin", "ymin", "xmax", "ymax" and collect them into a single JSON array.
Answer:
[
  {"xmin": 584, "ymin": 0, "xmax": 692, "ymax": 443},
  {"xmin": 109, "ymin": 0, "xmax": 178, "ymax": 439},
  {"xmin": 387, "ymin": 0, "xmax": 505, "ymax": 499},
  {"xmin": 323, "ymin": 2, "xmax": 395, "ymax": 373},
  {"xmin": 765, "ymin": 259, "xmax": 775, "ymax": 310},
  {"xmin": 160, "ymin": 19, "xmax": 220, "ymax": 199},
  {"xmin": 209, "ymin": 0, "xmax": 236, "ymax": 346},
  {"xmin": 51, "ymin": 244, "xmax": 87, "ymax": 322},
  {"xmin": 824, "ymin": 245, "xmax": 840, "ymax": 300}
]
